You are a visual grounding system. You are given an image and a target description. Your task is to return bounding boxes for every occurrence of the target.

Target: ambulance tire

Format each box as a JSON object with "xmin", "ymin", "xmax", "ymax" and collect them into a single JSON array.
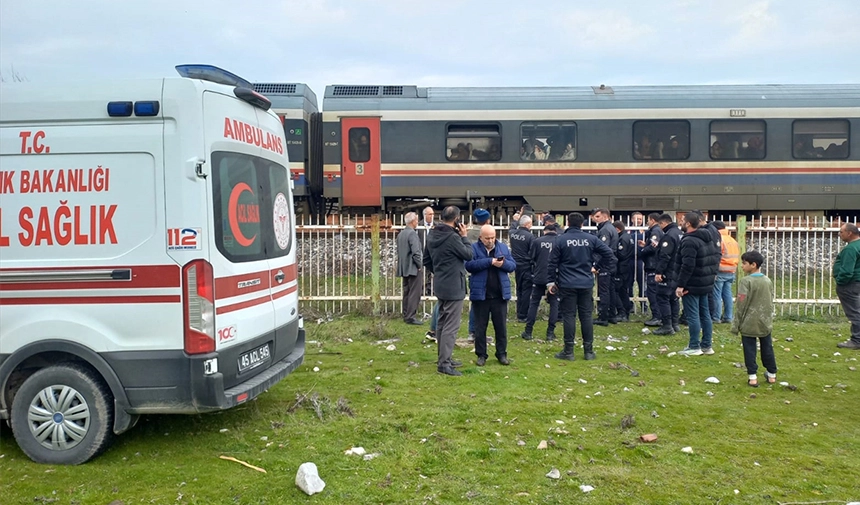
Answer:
[{"xmin": 11, "ymin": 363, "xmax": 114, "ymax": 465}]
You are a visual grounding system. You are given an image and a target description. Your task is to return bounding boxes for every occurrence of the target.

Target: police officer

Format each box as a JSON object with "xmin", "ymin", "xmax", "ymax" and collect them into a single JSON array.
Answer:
[
  {"xmin": 613, "ymin": 220, "xmax": 635, "ymax": 322},
  {"xmin": 509, "ymin": 214, "xmax": 536, "ymax": 322},
  {"xmin": 591, "ymin": 208, "xmax": 619, "ymax": 325},
  {"xmin": 521, "ymin": 223, "xmax": 560, "ymax": 341},
  {"xmin": 653, "ymin": 213, "xmax": 683, "ymax": 335},
  {"xmin": 547, "ymin": 212, "xmax": 617, "ymax": 361},
  {"xmin": 638, "ymin": 212, "xmax": 664, "ymax": 326}
]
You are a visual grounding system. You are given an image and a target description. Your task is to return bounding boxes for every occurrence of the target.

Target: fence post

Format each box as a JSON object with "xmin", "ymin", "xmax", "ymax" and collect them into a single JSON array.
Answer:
[
  {"xmin": 736, "ymin": 215, "xmax": 747, "ymax": 279},
  {"xmin": 371, "ymin": 213, "xmax": 381, "ymax": 315}
]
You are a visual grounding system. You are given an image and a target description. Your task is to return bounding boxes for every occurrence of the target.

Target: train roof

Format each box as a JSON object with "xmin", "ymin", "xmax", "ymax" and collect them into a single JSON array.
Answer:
[
  {"xmin": 253, "ymin": 82, "xmax": 319, "ymax": 112},
  {"xmin": 321, "ymin": 83, "xmax": 860, "ymax": 111}
]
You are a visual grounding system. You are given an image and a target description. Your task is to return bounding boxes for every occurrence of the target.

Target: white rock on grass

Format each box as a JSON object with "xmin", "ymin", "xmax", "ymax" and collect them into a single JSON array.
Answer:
[
  {"xmin": 681, "ymin": 446, "xmax": 694, "ymax": 454},
  {"xmin": 363, "ymin": 453, "xmax": 380, "ymax": 461},
  {"xmin": 386, "ymin": 344, "xmax": 397, "ymax": 351},
  {"xmin": 579, "ymin": 485, "xmax": 595, "ymax": 493},
  {"xmin": 296, "ymin": 462, "xmax": 326, "ymax": 496},
  {"xmin": 344, "ymin": 447, "xmax": 366, "ymax": 456},
  {"xmin": 546, "ymin": 468, "xmax": 561, "ymax": 479},
  {"xmin": 705, "ymin": 377, "xmax": 720, "ymax": 384}
]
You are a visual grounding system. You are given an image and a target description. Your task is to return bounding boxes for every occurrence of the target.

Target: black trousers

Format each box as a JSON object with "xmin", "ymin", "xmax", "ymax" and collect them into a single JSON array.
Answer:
[
  {"xmin": 742, "ymin": 333, "xmax": 777, "ymax": 376},
  {"xmin": 597, "ymin": 270, "xmax": 616, "ymax": 320},
  {"xmin": 401, "ymin": 274, "xmax": 422, "ymax": 322},
  {"xmin": 473, "ymin": 298, "xmax": 508, "ymax": 359},
  {"xmin": 558, "ymin": 287, "xmax": 594, "ymax": 350},
  {"xmin": 633, "ymin": 259, "xmax": 646, "ymax": 300},
  {"xmin": 524, "ymin": 284, "xmax": 559, "ymax": 335},
  {"xmin": 614, "ymin": 271, "xmax": 632, "ymax": 317},
  {"xmin": 655, "ymin": 279, "xmax": 679, "ymax": 324},
  {"xmin": 514, "ymin": 267, "xmax": 533, "ymax": 320},
  {"xmin": 646, "ymin": 272, "xmax": 661, "ymax": 320}
]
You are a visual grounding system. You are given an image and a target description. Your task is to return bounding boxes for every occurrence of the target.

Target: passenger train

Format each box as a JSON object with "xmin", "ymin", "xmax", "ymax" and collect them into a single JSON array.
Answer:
[{"xmin": 254, "ymin": 81, "xmax": 860, "ymax": 220}]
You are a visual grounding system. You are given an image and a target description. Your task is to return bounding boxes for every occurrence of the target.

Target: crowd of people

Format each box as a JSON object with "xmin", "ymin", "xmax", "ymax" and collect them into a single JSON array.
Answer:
[{"xmin": 395, "ymin": 206, "xmax": 860, "ymax": 382}]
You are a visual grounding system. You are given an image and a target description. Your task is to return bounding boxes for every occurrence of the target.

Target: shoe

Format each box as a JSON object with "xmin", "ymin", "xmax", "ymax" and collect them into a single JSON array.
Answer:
[
  {"xmin": 583, "ymin": 351, "xmax": 596, "ymax": 360},
  {"xmin": 678, "ymin": 347, "xmax": 703, "ymax": 356},
  {"xmin": 520, "ymin": 331, "xmax": 533, "ymax": 341},
  {"xmin": 712, "ymin": 319, "xmax": 720, "ymax": 324},
  {"xmin": 653, "ymin": 324, "xmax": 675, "ymax": 335},
  {"xmin": 672, "ymin": 323, "xmax": 680, "ymax": 333},
  {"xmin": 424, "ymin": 331, "xmax": 437, "ymax": 343},
  {"xmin": 476, "ymin": 356, "xmax": 487, "ymax": 366},
  {"xmin": 618, "ymin": 315, "xmax": 630, "ymax": 323},
  {"xmin": 644, "ymin": 319, "xmax": 661, "ymax": 327},
  {"xmin": 437, "ymin": 366, "xmax": 462, "ymax": 376},
  {"xmin": 546, "ymin": 332, "xmax": 556, "ymax": 342},
  {"xmin": 497, "ymin": 355, "xmax": 510, "ymax": 366},
  {"xmin": 554, "ymin": 350, "xmax": 575, "ymax": 361},
  {"xmin": 405, "ymin": 319, "xmax": 424, "ymax": 325},
  {"xmin": 608, "ymin": 317, "xmax": 620, "ymax": 324},
  {"xmin": 701, "ymin": 347, "xmax": 715, "ymax": 355},
  {"xmin": 467, "ymin": 333, "xmax": 475, "ymax": 343},
  {"xmin": 836, "ymin": 340, "xmax": 860, "ymax": 350},
  {"xmin": 450, "ymin": 359, "xmax": 463, "ymax": 368},
  {"xmin": 594, "ymin": 319, "xmax": 609, "ymax": 327},
  {"xmin": 516, "ymin": 318, "xmax": 528, "ymax": 324}
]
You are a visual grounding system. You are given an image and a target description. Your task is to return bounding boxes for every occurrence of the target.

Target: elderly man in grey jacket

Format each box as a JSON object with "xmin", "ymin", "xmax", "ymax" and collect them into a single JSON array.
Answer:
[{"xmin": 397, "ymin": 211, "xmax": 424, "ymax": 325}]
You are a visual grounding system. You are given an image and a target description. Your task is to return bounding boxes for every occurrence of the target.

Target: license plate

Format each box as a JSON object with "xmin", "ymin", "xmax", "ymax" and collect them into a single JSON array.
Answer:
[{"xmin": 238, "ymin": 343, "xmax": 271, "ymax": 374}]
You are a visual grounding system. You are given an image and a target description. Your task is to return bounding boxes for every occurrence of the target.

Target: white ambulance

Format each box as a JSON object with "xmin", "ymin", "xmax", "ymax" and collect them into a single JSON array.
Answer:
[{"xmin": 0, "ymin": 65, "xmax": 305, "ymax": 465}]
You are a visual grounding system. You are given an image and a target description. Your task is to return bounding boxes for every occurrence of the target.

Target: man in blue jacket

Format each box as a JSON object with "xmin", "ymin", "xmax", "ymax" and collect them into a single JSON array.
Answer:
[
  {"xmin": 547, "ymin": 212, "xmax": 617, "ymax": 361},
  {"xmin": 466, "ymin": 224, "xmax": 517, "ymax": 366}
]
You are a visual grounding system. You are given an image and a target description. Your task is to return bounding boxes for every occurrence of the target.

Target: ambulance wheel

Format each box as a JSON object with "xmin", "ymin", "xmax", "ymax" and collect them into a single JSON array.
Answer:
[{"xmin": 11, "ymin": 363, "xmax": 114, "ymax": 465}]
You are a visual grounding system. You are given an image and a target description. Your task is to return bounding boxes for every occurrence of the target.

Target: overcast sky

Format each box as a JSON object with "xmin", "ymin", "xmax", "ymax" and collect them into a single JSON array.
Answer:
[{"xmin": 2, "ymin": 0, "xmax": 858, "ymax": 102}]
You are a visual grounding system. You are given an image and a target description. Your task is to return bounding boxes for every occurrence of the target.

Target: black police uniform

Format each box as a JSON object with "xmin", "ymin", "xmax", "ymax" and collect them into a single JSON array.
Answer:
[
  {"xmin": 639, "ymin": 223, "xmax": 664, "ymax": 324},
  {"xmin": 509, "ymin": 226, "xmax": 536, "ymax": 321},
  {"xmin": 594, "ymin": 221, "xmax": 619, "ymax": 324}
]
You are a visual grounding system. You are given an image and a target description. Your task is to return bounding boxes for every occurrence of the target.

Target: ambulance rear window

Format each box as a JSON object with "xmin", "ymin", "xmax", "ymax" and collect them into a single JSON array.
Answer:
[{"xmin": 212, "ymin": 152, "xmax": 292, "ymax": 262}]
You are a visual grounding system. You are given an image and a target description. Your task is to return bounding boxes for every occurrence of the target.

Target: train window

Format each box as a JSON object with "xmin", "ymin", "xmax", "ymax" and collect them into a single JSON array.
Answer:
[
  {"xmin": 348, "ymin": 127, "xmax": 371, "ymax": 163},
  {"xmin": 709, "ymin": 120, "xmax": 766, "ymax": 160},
  {"xmin": 520, "ymin": 122, "xmax": 577, "ymax": 161},
  {"xmin": 792, "ymin": 120, "xmax": 849, "ymax": 159},
  {"xmin": 446, "ymin": 124, "xmax": 501, "ymax": 161},
  {"xmin": 632, "ymin": 120, "xmax": 690, "ymax": 160}
]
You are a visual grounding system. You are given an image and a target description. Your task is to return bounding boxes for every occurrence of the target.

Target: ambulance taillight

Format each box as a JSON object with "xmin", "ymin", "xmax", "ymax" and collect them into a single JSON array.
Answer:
[{"xmin": 183, "ymin": 259, "xmax": 215, "ymax": 354}]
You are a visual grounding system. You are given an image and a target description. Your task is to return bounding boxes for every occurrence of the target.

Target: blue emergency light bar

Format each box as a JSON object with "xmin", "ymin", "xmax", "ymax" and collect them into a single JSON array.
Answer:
[
  {"xmin": 175, "ymin": 64, "xmax": 253, "ymax": 89},
  {"xmin": 107, "ymin": 101, "xmax": 160, "ymax": 117}
]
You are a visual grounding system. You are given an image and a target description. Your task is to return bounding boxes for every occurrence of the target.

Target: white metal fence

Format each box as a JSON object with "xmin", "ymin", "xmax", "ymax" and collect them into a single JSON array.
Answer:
[{"xmin": 295, "ymin": 213, "xmax": 857, "ymax": 318}]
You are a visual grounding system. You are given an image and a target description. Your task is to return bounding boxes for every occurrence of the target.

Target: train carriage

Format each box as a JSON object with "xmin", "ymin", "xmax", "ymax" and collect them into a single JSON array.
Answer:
[{"xmin": 259, "ymin": 83, "xmax": 860, "ymax": 218}]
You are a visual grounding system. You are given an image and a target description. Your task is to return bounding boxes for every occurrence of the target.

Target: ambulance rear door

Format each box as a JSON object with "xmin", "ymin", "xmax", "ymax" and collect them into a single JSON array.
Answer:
[{"xmin": 203, "ymin": 90, "xmax": 276, "ymax": 386}]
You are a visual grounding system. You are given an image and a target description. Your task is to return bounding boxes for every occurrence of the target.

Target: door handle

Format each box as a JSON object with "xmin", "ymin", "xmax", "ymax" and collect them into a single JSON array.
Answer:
[{"xmin": 274, "ymin": 270, "xmax": 285, "ymax": 284}]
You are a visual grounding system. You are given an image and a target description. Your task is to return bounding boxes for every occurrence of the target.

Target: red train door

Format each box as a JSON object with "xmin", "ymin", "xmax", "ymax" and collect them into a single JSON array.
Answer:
[{"xmin": 341, "ymin": 117, "xmax": 381, "ymax": 207}]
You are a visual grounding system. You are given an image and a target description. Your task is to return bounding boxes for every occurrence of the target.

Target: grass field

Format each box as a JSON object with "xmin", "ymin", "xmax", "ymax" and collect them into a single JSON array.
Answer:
[{"xmin": 2, "ymin": 314, "xmax": 859, "ymax": 505}]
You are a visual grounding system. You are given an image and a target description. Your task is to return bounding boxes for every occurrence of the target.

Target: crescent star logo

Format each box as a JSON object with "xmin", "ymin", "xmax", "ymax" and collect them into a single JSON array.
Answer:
[{"xmin": 228, "ymin": 182, "xmax": 257, "ymax": 247}]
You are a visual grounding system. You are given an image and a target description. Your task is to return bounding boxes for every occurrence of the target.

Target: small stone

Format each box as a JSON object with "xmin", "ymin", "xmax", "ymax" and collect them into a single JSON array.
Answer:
[
  {"xmin": 641, "ymin": 340, "xmax": 649, "ymax": 345},
  {"xmin": 537, "ymin": 440, "xmax": 548, "ymax": 450},
  {"xmin": 545, "ymin": 364, "xmax": 551, "ymax": 368},
  {"xmin": 704, "ymin": 377, "xmax": 720, "ymax": 384},
  {"xmin": 681, "ymin": 446, "xmax": 694, "ymax": 454},
  {"xmin": 639, "ymin": 434, "xmax": 658, "ymax": 443},
  {"xmin": 785, "ymin": 400, "xmax": 791, "ymax": 404},
  {"xmin": 639, "ymin": 381, "xmax": 646, "ymax": 387},
  {"xmin": 605, "ymin": 346, "xmax": 616, "ymax": 351},
  {"xmin": 658, "ymin": 345, "xmax": 669, "ymax": 353},
  {"xmin": 679, "ymin": 379, "xmax": 685, "ymax": 386},
  {"xmin": 785, "ymin": 337, "xmax": 793, "ymax": 342},
  {"xmin": 517, "ymin": 440, "xmax": 526, "ymax": 446},
  {"xmin": 779, "ymin": 381, "xmax": 789, "ymax": 386},
  {"xmin": 733, "ymin": 362, "xmax": 744, "ymax": 368},
  {"xmin": 312, "ymin": 366, "xmax": 320, "ymax": 372},
  {"xmin": 750, "ymin": 393, "xmax": 756, "ymax": 398},
  {"xmin": 834, "ymin": 352, "xmax": 842, "ymax": 356},
  {"xmin": 386, "ymin": 344, "xmax": 396, "ymax": 351},
  {"xmin": 734, "ymin": 489, "xmax": 740, "ymax": 494},
  {"xmin": 579, "ymin": 485, "xmax": 595, "ymax": 493},
  {"xmin": 783, "ymin": 348, "xmax": 790, "ymax": 351},
  {"xmin": 812, "ymin": 354, "xmax": 819, "ymax": 358},
  {"xmin": 642, "ymin": 328, "xmax": 652, "ymax": 334},
  {"xmin": 344, "ymin": 447, "xmax": 366, "ymax": 456},
  {"xmin": 666, "ymin": 352, "xmax": 676, "ymax": 357},
  {"xmin": 651, "ymin": 410, "xmax": 659, "ymax": 418},
  {"xmin": 363, "ymin": 453, "xmax": 380, "ymax": 461},
  {"xmin": 260, "ymin": 436, "xmax": 268, "ymax": 441},
  {"xmin": 219, "ymin": 428, "xmax": 228, "ymax": 433},
  {"xmin": 850, "ymin": 366, "xmax": 857, "ymax": 371},
  {"xmin": 295, "ymin": 462, "xmax": 326, "ymax": 496},
  {"xmin": 546, "ymin": 468, "xmax": 561, "ymax": 479},
  {"xmin": 813, "ymin": 422, "xmax": 818, "ymax": 427},
  {"xmin": 579, "ymin": 378, "xmax": 588, "ymax": 384},
  {"xmin": 623, "ymin": 387, "xmax": 632, "ymax": 392},
  {"xmin": 706, "ymin": 391, "xmax": 714, "ymax": 397},
  {"xmin": 555, "ymin": 420, "xmax": 565, "ymax": 425}
]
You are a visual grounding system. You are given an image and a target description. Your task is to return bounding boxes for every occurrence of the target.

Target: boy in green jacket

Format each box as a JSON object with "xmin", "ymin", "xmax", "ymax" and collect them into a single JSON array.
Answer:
[{"xmin": 731, "ymin": 251, "xmax": 776, "ymax": 387}]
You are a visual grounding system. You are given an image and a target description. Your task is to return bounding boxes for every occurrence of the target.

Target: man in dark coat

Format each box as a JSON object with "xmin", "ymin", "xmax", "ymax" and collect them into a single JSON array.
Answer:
[
  {"xmin": 423, "ymin": 206, "xmax": 473, "ymax": 376},
  {"xmin": 466, "ymin": 224, "xmax": 517, "ymax": 366},
  {"xmin": 509, "ymin": 214, "xmax": 536, "ymax": 322},
  {"xmin": 638, "ymin": 212, "xmax": 664, "ymax": 326},
  {"xmin": 396, "ymin": 211, "xmax": 424, "ymax": 325},
  {"xmin": 653, "ymin": 213, "xmax": 683, "ymax": 335},
  {"xmin": 613, "ymin": 220, "xmax": 635, "ymax": 322},
  {"xmin": 547, "ymin": 212, "xmax": 617, "ymax": 361},
  {"xmin": 675, "ymin": 211, "xmax": 720, "ymax": 356},
  {"xmin": 521, "ymin": 223, "xmax": 561, "ymax": 341},
  {"xmin": 591, "ymin": 208, "xmax": 619, "ymax": 325}
]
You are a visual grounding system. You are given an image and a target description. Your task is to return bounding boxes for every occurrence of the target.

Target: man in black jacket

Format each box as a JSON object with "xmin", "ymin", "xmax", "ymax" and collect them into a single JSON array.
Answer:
[
  {"xmin": 653, "ymin": 213, "xmax": 683, "ymax": 335},
  {"xmin": 591, "ymin": 208, "xmax": 619, "ymax": 325},
  {"xmin": 509, "ymin": 214, "xmax": 536, "ymax": 322},
  {"xmin": 547, "ymin": 213, "xmax": 617, "ymax": 361},
  {"xmin": 675, "ymin": 211, "xmax": 720, "ymax": 356},
  {"xmin": 638, "ymin": 212, "xmax": 664, "ymax": 326},
  {"xmin": 521, "ymin": 223, "xmax": 560, "ymax": 341},
  {"xmin": 613, "ymin": 220, "xmax": 635, "ymax": 322},
  {"xmin": 423, "ymin": 206, "xmax": 473, "ymax": 376}
]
